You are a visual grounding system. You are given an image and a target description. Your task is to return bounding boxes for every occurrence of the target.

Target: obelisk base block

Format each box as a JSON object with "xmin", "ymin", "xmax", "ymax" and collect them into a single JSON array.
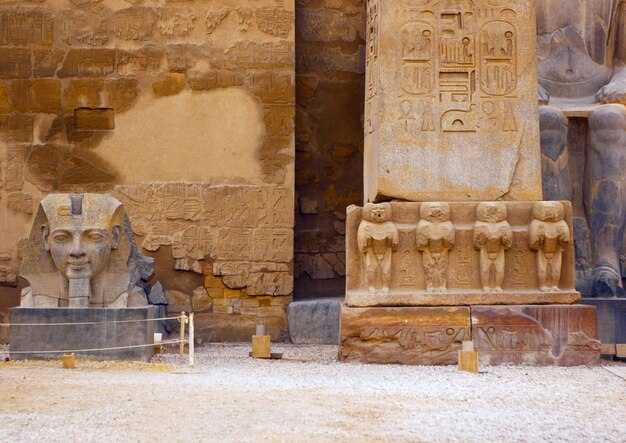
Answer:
[
  {"xmin": 580, "ymin": 298, "xmax": 626, "ymax": 359},
  {"xmin": 339, "ymin": 304, "xmax": 600, "ymax": 366}
]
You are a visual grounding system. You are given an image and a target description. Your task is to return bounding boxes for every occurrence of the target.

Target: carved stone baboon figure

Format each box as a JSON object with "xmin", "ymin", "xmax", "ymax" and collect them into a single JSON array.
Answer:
[
  {"xmin": 529, "ymin": 202, "xmax": 571, "ymax": 292},
  {"xmin": 416, "ymin": 203, "xmax": 455, "ymax": 293},
  {"xmin": 357, "ymin": 203, "xmax": 399, "ymax": 294},
  {"xmin": 537, "ymin": 0, "xmax": 626, "ymax": 296},
  {"xmin": 473, "ymin": 202, "xmax": 513, "ymax": 293}
]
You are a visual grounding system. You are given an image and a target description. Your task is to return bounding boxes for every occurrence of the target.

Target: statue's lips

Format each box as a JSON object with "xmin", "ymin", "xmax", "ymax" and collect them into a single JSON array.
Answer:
[{"xmin": 68, "ymin": 261, "xmax": 89, "ymax": 271}]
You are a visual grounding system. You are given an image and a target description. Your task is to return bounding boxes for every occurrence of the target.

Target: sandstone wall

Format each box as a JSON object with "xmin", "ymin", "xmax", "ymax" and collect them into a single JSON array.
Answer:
[
  {"xmin": 294, "ymin": 0, "xmax": 365, "ymax": 299},
  {"xmin": 0, "ymin": 0, "xmax": 295, "ymax": 341}
]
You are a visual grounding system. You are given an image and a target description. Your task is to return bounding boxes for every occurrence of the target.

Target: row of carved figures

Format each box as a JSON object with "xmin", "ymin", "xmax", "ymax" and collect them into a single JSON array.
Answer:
[{"xmin": 357, "ymin": 201, "xmax": 571, "ymax": 294}]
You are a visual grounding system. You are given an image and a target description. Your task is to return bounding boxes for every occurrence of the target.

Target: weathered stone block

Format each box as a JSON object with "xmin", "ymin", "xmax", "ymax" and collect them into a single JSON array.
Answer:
[
  {"xmin": 0, "ymin": 48, "xmax": 31, "ymax": 79},
  {"xmin": 252, "ymin": 335, "xmax": 271, "ymax": 358},
  {"xmin": 74, "ymin": 108, "xmax": 115, "ymax": 131},
  {"xmin": 364, "ymin": 0, "xmax": 542, "ymax": 202},
  {"xmin": 11, "ymin": 79, "xmax": 62, "ymax": 113},
  {"xmin": 472, "ymin": 305, "xmax": 600, "ymax": 366},
  {"xmin": 58, "ymin": 49, "xmax": 116, "ymax": 77},
  {"xmin": 152, "ymin": 73, "xmax": 186, "ymax": 96},
  {"xmin": 339, "ymin": 304, "xmax": 471, "ymax": 365},
  {"xmin": 580, "ymin": 298, "xmax": 626, "ymax": 357},
  {"xmin": 0, "ymin": 8, "xmax": 54, "ymax": 46},
  {"xmin": 10, "ymin": 307, "xmax": 156, "ymax": 361},
  {"xmin": 288, "ymin": 298, "xmax": 341, "ymax": 345}
]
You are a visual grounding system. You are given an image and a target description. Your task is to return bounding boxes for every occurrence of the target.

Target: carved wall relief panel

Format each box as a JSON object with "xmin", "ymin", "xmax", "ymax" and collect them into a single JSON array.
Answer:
[
  {"xmin": 346, "ymin": 201, "xmax": 579, "ymax": 307},
  {"xmin": 365, "ymin": 0, "xmax": 541, "ymax": 202},
  {"xmin": 0, "ymin": 0, "xmax": 295, "ymax": 340}
]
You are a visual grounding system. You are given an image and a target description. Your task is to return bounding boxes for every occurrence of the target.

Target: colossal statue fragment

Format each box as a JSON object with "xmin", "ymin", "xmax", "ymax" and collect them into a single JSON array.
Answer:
[
  {"xmin": 537, "ymin": 0, "xmax": 626, "ymax": 297},
  {"xmin": 20, "ymin": 194, "xmax": 152, "ymax": 308}
]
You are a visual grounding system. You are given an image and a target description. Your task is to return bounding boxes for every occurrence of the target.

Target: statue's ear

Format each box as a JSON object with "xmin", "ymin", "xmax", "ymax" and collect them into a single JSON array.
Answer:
[
  {"xmin": 41, "ymin": 225, "xmax": 50, "ymax": 252},
  {"xmin": 111, "ymin": 225, "xmax": 121, "ymax": 250}
]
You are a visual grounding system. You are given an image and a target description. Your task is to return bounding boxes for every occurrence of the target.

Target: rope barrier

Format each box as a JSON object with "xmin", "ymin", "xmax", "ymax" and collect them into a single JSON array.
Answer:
[
  {"xmin": 0, "ymin": 311, "xmax": 195, "ymax": 366},
  {"xmin": 2, "ymin": 339, "xmax": 187, "ymax": 355},
  {"xmin": 0, "ymin": 316, "xmax": 180, "ymax": 327}
]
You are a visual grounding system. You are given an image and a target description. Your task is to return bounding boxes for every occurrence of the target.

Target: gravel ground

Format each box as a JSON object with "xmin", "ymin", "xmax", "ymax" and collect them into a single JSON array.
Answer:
[{"xmin": 0, "ymin": 343, "xmax": 625, "ymax": 442}]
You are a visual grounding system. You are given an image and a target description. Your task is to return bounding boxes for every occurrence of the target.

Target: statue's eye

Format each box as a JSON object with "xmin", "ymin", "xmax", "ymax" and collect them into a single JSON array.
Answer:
[
  {"xmin": 86, "ymin": 232, "xmax": 105, "ymax": 241},
  {"xmin": 51, "ymin": 233, "xmax": 70, "ymax": 242}
]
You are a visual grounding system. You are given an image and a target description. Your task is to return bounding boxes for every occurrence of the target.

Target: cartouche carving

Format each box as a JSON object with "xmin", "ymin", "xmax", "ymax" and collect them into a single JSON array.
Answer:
[
  {"xmin": 357, "ymin": 203, "xmax": 398, "ymax": 295},
  {"xmin": 20, "ymin": 194, "xmax": 152, "ymax": 308},
  {"xmin": 415, "ymin": 203, "xmax": 455, "ymax": 293},
  {"xmin": 473, "ymin": 202, "xmax": 513, "ymax": 293},
  {"xmin": 529, "ymin": 202, "xmax": 571, "ymax": 292}
]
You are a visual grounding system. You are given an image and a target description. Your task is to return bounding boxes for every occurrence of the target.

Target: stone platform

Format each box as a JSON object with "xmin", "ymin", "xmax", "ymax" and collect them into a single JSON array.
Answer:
[
  {"xmin": 10, "ymin": 307, "xmax": 156, "ymax": 361},
  {"xmin": 346, "ymin": 291, "xmax": 580, "ymax": 307},
  {"xmin": 581, "ymin": 298, "xmax": 626, "ymax": 359},
  {"xmin": 339, "ymin": 304, "xmax": 600, "ymax": 366}
]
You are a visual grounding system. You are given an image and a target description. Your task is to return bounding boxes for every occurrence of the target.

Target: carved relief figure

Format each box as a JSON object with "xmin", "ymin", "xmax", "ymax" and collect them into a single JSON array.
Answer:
[
  {"xmin": 20, "ymin": 194, "xmax": 152, "ymax": 308},
  {"xmin": 529, "ymin": 202, "xmax": 571, "ymax": 292},
  {"xmin": 357, "ymin": 203, "xmax": 399, "ymax": 295},
  {"xmin": 473, "ymin": 202, "xmax": 513, "ymax": 292},
  {"xmin": 416, "ymin": 203, "xmax": 455, "ymax": 293},
  {"xmin": 537, "ymin": 0, "xmax": 626, "ymax": 296}
]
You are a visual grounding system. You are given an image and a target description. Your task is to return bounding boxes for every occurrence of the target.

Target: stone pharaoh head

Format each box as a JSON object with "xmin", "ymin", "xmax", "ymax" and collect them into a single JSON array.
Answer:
[{"xmin": 20, "ymin": 194, "xmax": 152, "ymax": 308}]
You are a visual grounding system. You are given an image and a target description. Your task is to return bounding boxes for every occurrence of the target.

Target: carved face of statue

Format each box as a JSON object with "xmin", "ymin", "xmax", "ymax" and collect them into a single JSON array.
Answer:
[
  {"xmin": 420, "ymin": 202, "xmax": 450, "ymax": 223},
  {"xmin": 533, "ymin": 202, "xmax": 565, "ymax": 222},
  {"xmin": 364, "ymin": 203, "xmax": 392, "ymax": 223},
  {"xmin": 42, "ymin": 224, "xmax": 121, "ymax": 281},
  {"xmin": 477, "ymin": 202, "xmax": 507, "ymax": 223}
]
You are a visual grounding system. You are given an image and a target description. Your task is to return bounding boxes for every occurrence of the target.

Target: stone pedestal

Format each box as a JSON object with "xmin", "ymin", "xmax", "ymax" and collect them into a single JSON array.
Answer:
[
  {"xmin": 339, "ymin": 305, "xmax": 471, "ymax": 365},
  {"xmin": 580, "ymin": 298, "xmax": 626, "ymax": 358},
  {"xmin": 339, "ymin": 304, "xmax": 600, "ymax": 366},
  {"xmin": 472, "ymin": 305, "xmax": 600, "ymax": 366},
  {"xmin": 10, "ymin": 307, "xmax": 156, "ymax": 361}
]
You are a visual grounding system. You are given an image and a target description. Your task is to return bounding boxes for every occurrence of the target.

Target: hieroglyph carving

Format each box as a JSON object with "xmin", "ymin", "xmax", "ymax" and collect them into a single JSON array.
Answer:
[
  {"xmin": 529, "ymin": 202, "xmax": 571, "ymax": 292},
  {"xmin": 416, "ymin": 203, "xmax": 455, "ymax": 293},
  {"xmin": 115, "ymin": 184, "xmax": 294, "ymax": 296},
  {"xmin": 473, "ymin": 202, "xmax": 512, "ymax": 292},
  {"xmin": 357, "ymin": 203, "xmax": 399, "ymax": 295},
  {"xmin": 364, "ymin": 0, "xmax": 541, "ymax": 202}
]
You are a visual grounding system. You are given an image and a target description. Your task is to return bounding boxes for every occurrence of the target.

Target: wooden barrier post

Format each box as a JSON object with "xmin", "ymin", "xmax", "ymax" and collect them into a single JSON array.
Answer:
[
  {"xmin": 179, "ymin": 311, "xmax": 188, "ymax": 358},
  {"xmin": 458, "ymin": 341, "xmax": 479, "ymax": 373},
  {"xmin": 189, "ymin": 312, "xmax": 195, "ymax": 367}
]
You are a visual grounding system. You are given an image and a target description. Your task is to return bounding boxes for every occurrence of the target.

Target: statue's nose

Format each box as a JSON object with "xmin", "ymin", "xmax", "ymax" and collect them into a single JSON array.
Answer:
[{"xmin": 69, "ymin": 237, "xmax": 85, "ymax": 257}]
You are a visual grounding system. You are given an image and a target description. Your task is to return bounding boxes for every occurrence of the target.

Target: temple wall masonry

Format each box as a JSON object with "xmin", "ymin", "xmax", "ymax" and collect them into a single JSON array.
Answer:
[
  {"xmin": 0, "ymin": 0, "xmax": 295, "ymax": 341},
  {"xmin": 294, "ymin": 0, "xmax": 365, "ymax": 298}
]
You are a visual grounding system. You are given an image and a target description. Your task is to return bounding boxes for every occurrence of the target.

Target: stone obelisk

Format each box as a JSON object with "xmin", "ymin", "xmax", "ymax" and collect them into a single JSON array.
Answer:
[{"xmin": 340, "ymin": 0, "xmax": 601, "ymax": 366}]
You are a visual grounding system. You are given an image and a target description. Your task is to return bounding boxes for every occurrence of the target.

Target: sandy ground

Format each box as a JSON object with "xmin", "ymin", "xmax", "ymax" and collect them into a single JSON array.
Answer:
[{"xmin": 0, "ymin": 344, "xmax": 625, "ymax": 443}]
